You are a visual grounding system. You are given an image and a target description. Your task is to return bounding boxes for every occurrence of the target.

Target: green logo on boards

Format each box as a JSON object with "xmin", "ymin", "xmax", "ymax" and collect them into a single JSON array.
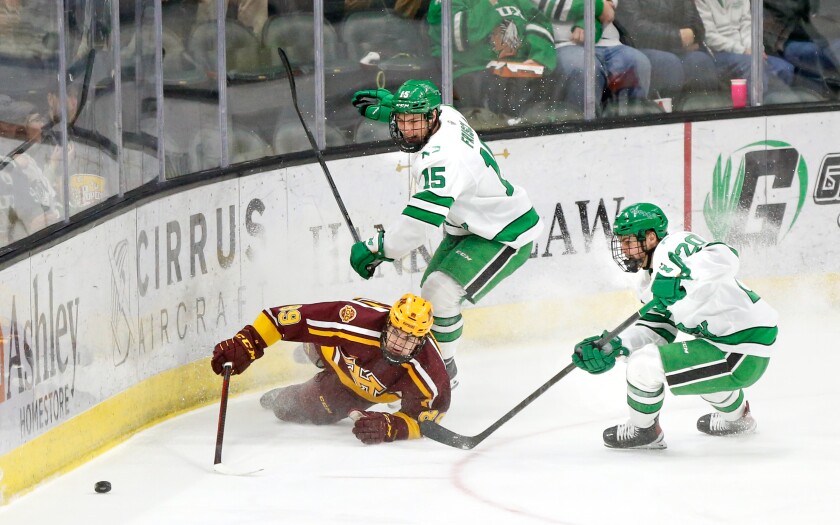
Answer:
[{"xmin": 703, "ymin": 140, "xmax": 807, "ymax": 246}]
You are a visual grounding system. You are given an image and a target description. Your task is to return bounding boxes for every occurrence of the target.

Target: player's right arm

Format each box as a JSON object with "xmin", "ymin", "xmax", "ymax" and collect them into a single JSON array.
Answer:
[{"xmin": 211, "ymin": 301, "xmax": 384, "ymax": 375}]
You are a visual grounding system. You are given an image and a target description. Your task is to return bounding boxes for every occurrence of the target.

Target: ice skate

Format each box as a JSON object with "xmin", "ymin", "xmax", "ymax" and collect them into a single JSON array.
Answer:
[
  {"xmin": 603, "ymin": 417, "xmax": 667, "ymax": 449},
  {"xmin": 259, "ymin": 387, "xmax": 283, "ymax": 411},
  {"xmin": 697, "ymin": 401, "xmax": 757, "ymax": 436},
  {"xmin": 444, "ymin": 357, "xmax": 459, "ymax": 390}
]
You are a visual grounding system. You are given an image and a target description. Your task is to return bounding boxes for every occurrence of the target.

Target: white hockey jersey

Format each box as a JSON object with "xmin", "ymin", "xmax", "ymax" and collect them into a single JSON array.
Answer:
[
  {"xmin": 382, "ymin": 105, "xmax": 543, "ymax": 259},
  {"xmin": 620, "ymin": 231, "xmax": 779, "ymax": 358}
]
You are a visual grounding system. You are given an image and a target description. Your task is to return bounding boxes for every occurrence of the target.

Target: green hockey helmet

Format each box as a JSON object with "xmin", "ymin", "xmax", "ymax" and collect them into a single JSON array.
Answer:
[
  {"xmin": 389, "ymin": 79, "xmax": 442, "ymax": 152},
  {"xmin": 611, "ymin": 203, "xmax": 669, "ymax": 273},
  {"xmin": 613, "ymin": 203, "xmax": 669, "ymax": 239},
  {"xmin": 391, "ymin": 79, "xmax": 442, "ymax": 115}
]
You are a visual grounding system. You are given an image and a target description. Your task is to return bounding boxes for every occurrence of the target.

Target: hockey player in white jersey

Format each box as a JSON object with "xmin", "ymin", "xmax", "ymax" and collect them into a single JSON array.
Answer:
[
  {"xmin": 572, "ymin": 202, "xmax": 778, "ymax": 449},
  {"xmin": 349, "ymin": 79, "xmax": 543, "ymax": 387}
]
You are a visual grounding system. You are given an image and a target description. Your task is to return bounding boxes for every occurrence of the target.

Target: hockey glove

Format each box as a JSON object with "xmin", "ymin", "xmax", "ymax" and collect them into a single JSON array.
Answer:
[
  {"xmin": 351, "ymin": 89, "xmax": 394, "ymax": 123},
  {"xmin": 349, "ymin": 228, "xmax": 393, "ymax": 280},
  {"xmin": 350, "ymin": 411, "xmax": 406, "ymax": 444},
  {"xmin": 572, "ymin": 331, "xmax": 628, "ymax": 375},
  {"xmin": 651, "ymin": 273, "xmax": 687, "ymax": 310},
  {"xmin": 211, "ymin": 325, "xmax": 267, "ymax": 375}
]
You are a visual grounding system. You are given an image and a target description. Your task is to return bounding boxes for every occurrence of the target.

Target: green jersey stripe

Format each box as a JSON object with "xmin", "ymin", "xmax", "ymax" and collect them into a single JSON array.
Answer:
[
  {"xmin": 628, "ymin": 382, "xmax": 664, "ymax": 398},
  {"xmin": 432, "ymin": 314, "xmax": 462, "ymax": 327},
  {"xmin": 692, "ymin": 325, "xmax": 779, "ymax": 346},
  {"xmin": 638, "ymin": 322, "xmax": 678, "ymax": 343},
  {"xmin": 413, "ymin": 191, "xmax": 455, "ymax": 209},
  {"xmin": 526, "ymin": 23, "xmax": 554, "ymax": 43},
  {"xmin": 492, "ymin": 207, "xmax": 540, "ymax": 243},
  {"xmin": 403, "ymin": 206, "xmax": 446, "ymax": 227}
]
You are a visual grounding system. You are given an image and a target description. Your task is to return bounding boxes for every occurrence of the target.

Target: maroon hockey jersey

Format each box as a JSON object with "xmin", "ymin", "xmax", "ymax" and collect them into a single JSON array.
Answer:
[{"xmin": 252, "ymin": 298, "xmax": 451, "ymax": 439}]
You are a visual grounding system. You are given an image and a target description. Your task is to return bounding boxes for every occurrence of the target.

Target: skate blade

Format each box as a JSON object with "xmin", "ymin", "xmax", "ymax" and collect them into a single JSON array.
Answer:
[{"xmin": 605, "ymin": 436, "xmax": 668, "ymax": 450}]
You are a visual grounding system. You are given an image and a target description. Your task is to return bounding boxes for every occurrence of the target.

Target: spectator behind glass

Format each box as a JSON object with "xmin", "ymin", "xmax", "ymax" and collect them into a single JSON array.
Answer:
[
  {"xmin": 764, "ymin": 0, "xmax": 840, "ymax": 97},
  {"xmin": 0, "ymin": 152, "xmax": 60, "ymax": 245},
  {"xmin": 696, "ymin": 0, "xmax": 794, "ymax": 97},
  {"xmin": 615, "ymin": 0, "xmax": 720, "ymax": 100},
  {"xmin": 536, "ymin": 0, "xmax": 651, "ymax": 113},
  {"xmin": 427, "ymin": 0, "xmax": 557, "ymax": 118},
  {"xmin": 196, "ymin": 0, "xmax": 268, "ymax": 35}
]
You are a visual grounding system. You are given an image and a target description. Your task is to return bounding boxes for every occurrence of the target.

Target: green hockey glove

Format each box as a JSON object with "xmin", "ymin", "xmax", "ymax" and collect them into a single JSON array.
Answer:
[
  {"xmin": 351, "ymin": 89, "xmax": 394, "ymax": 123},
  {"xmin": 349, "ymin": 228, "xmax": 393, "ymax": 280},
  {"xmin": 651, "ymin": 273, "xmax": 687, "ymax": 309},
  {"xmin": 571, "ymin": 331, "xmax": 628, "ymax": 375}
]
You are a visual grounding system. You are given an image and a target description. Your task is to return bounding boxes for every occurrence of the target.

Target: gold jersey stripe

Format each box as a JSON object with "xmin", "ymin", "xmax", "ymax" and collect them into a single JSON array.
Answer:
[
  {"xmin": 253, "ymin": 311, "xmax": 283, "ymax": 346},
  {"xmin": 392, "ymin": 412, "xmax": 421, "ymax": 439}
]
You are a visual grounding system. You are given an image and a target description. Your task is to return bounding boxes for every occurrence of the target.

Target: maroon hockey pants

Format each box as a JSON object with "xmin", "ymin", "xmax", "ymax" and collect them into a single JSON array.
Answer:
[{"xmin": 272, "ymin": 370, "xmax": 373, "ymax": 425}]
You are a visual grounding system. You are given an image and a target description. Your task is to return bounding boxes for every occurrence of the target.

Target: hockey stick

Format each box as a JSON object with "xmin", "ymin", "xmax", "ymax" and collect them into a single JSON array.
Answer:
[
  {"xmin": 213, "ymin": 362, "xmax": 262, "ymax": 476},
  {"xmin": 420, "ymin": 301, "xmax": 657, "ymax": 450},
  {"xmin": 276, "ymin": 47, "xmax": 382, "ymax": 274}
]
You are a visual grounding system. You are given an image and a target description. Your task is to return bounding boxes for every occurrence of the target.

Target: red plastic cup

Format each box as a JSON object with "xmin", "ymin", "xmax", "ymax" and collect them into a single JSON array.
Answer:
[{"xmin": 731, "ymin": 78, "xmax": 747, "ymax": 109}]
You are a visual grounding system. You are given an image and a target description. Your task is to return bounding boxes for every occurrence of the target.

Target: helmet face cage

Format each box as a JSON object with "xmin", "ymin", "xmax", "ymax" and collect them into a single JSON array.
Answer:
[
  {"xmin": 611, "ymin": 233, "xmax": 648, "ymax": 273},
  {"xmin": 611, "ymin": 203, "xmax": 668, "ymax": 272},
  {"xmin": 380, "ymin": 321, "xmax": 426, "ymax": 364},
  {"xmin": 381, "ymin": 293, "xmax": 433, "ymax": 364},
  {"xmin": 389, "ymin": 111, "xmax": 437, "ymax": 153},
  {"xmin": 389, "ymin": 80, "xmax": 442, "ymax": 153}
]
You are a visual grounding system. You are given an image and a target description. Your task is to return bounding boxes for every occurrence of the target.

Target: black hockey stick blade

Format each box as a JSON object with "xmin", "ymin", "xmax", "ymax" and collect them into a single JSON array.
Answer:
[
  {"xmin": 420, "ymin": 302, "xmax": 656, "ymax": 450},
  {"xmin": 420, "ymin": 362, "xmax": 577, "ymax": 450}
]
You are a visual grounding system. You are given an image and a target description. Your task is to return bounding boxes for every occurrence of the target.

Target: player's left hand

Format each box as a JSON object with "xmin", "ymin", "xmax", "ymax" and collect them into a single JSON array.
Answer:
[
  {"xmin": 351, "ymin": 411, "xmax": 398, "ymax": 444},
  {"xmin": 349, "ymin": 230, "xmax": 393, "ymax": 279},
  {"xmin": 351, "ymin": 89, "xmax": 393, "ymax": 123},
  {"xmin": 572, "ymin": 331, "xmax": 627, "ymax": 374}
]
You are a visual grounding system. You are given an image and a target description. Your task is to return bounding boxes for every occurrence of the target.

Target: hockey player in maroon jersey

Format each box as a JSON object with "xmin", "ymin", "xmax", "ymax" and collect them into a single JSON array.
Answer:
[{"xmin": 210, "ymin": 294, "xmax": 450, "ymax": 445}]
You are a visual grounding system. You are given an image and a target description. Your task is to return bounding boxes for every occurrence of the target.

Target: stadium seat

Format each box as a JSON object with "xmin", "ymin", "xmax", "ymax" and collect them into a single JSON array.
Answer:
[
  {"xmin": 273, "ymin": 121, "xmax": 347, "ymax": 155},
  {"xmin": 187, "ymin": 20, "xmax": 278, "ymax": 81},
  {"xmin": 765, "ymin": 86, "xmax": 828, "ymax": 105},
  {"xmin": 601, "ymin": 99, "xmax": 665, "ymax": 118},
  {"xmin": 338, "ymin": 10, "xmax": 431, "ymax": 64},
  {"xmin": 457, "ymin": 107, "xmax": 509, "ymax": 131},
  {"xmin": 353, "ymin": 119, "xmax": 392, "ymax": 144},
  {"xmin": 188, "ymin": 127, "xmax": 274, "ymax": 172},
  {"xmin": 675, "ymin": 91, "xmax": 732, "ymax": 112},
  {"xmin": 261, "ymin": 14, "xmax": 349, "ymax": 71},
  {"xmin": 522, "ymin": 101, "xmax": 584, "ymax": 124}
]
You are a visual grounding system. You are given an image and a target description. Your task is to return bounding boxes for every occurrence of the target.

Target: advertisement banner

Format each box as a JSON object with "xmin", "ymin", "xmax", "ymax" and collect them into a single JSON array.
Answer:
[{"xmin": 691, "ymin": 114, "xmax": 840, "ymax": 277}]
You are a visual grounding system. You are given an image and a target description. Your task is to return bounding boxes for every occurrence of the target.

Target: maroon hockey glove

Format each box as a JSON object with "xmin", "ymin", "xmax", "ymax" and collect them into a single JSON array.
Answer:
[
  {"xmin": 211, "ymin": 325, "xmax": 266, "ymax": 375},
  {"xmin": 351, "ymin": 411, "xmax": 405, "ymax": 445}
]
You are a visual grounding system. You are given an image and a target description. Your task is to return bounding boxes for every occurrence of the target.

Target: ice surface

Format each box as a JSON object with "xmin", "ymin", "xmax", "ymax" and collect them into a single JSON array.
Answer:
[{"xmin": 1, "ymin": 306, "xmax": 838, "ymax": 525}]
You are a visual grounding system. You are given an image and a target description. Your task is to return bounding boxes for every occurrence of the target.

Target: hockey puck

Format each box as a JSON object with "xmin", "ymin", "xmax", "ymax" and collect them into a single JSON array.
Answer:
[{"xmin": 94, "ymin": 481, "xmax": 112, "ymax": 493}]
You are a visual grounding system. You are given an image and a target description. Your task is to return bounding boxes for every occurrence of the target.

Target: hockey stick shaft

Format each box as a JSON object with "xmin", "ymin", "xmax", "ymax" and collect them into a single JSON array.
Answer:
[
  {"xmin": 277, "ymin": 47, "xmax": 360, "ymax": 244},
  {"xmin": 420, "ymin": 301, "xmax": 656, "ymax": 450},
  {"xmin": 214, "ymin": 362, "xmax": 233, "ymax": 465},
  {"xmin": 277, "ymin": 47, "xmax": 381, "ymax": 275}
]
